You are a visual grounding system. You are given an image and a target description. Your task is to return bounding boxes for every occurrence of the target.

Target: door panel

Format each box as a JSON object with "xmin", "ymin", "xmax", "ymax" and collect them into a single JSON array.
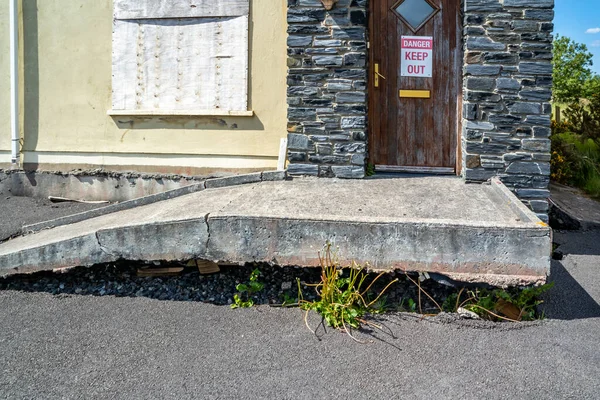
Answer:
[{"xmin": 369, "ymin": 0, "xmax": 462, "ymax": 170}]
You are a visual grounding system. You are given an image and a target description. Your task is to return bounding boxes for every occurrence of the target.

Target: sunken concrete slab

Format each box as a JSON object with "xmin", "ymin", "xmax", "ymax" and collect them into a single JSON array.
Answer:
[
  {"xmin": 0, "ymin": 177, "xmax": 551, "ymax": 286},
  {"xmin": 549, "ymin": 183, "xmax": 600, "ymax": 230},
  {"xmin": 207, "ymin": 177, "xmax": 551, "ymax": 287}
]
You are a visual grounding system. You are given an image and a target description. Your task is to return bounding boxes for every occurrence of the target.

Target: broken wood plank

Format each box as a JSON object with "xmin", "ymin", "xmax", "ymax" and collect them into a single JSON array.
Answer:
[
  {"xmin": 137, "ymin": 267, "xmax": 184, "ymax": 277},
  {"xmin": 187, "ymin": 259, "xmax": 220, "ymax": 275},
  {"xmin": 48, "ymin": 196, "xmax": 109, "ymax": 204}
]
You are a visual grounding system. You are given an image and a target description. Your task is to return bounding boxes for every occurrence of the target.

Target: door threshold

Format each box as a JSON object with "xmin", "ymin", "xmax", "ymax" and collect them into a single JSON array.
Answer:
[{"xmin": 375, "ymin": 165, "xmax": 455, "ymax": 175}]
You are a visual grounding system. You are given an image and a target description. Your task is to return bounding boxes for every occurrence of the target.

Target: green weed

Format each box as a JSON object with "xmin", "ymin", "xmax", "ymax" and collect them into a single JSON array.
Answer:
[
  {"xmin": 552, "ymin": 131, "xmax": 600, "ymax": 198},
  {"xmin": 444, "ymin": 283, "xmax": 554, "ymax": 321},
  {"xmin": 298, "ymin": 243, "xmax": 397, "ymax": 341},
  {"xmin": 366, "ymin": 163, "xmax": 376, "ymax": 177},
  {"xmin": 368, "ymin": 295, "xmax": 389, "ymax": 314},
  {"xmin": 231, "ymin": 268, "xmax": 264, "ymax": 309},
  {"xmin": 399, "ymin": 298, "xmax": 417, "ymax": 313},
  {"xmin": 279, "ymin": 292, "xmax": 297, "ymax": 307}
]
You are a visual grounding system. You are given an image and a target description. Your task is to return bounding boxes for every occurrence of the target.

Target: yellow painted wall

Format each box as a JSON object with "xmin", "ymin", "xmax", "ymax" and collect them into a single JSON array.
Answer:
[
  {"xmin": 0, "ymin": 2, "xmax": 10, "ymax": 158},
  {"xmin": 0, "ymin": 0, "xmax": 288, "ymax": 172}
]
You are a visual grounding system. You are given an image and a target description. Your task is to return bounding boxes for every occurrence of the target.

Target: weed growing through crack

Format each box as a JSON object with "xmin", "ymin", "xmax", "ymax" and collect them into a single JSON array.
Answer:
[
  {"xmin": 279, "ymin": 292, "xmax": 297, "ymax": 307},
  {"xmin": 227, "ymin": 245, "xmax": 552, "ymax": 324},
  {"xmin": 366, "ymin": 163, "xmax": 376, "ymax": 177},
  {"xmin": 231, "ymin": 268, "xmax": 264, "ymax": 309},
  {"xmin": 441, "ymin": 283, "xmax": 555, "ymax": 321},
  {"xmin": 399, "ymin": 270, "xmax": 554, "ymax": 321},
  {"xmin": 368, "ymin": 295, "xmax": 389, "ymax": 314},
  {"xmin": 298, "ymin": 243, "xmax": 398, "ymax": 341},
  {"xmin": 398, "ymin": 297, "xmax": 417, "ymax": 313}
]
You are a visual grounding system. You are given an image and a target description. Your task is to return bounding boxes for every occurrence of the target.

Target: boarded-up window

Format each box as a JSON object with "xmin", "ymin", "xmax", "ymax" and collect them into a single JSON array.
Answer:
[{"xmin": 111, "ymin": 0, "xmax": 249, "ymax": 114}]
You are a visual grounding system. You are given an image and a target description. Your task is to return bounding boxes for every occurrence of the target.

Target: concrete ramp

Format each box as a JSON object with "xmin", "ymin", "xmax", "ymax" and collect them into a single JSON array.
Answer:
[{"xmin": 0, "ymin": 176, "xmax": 551, "ymax": 286}]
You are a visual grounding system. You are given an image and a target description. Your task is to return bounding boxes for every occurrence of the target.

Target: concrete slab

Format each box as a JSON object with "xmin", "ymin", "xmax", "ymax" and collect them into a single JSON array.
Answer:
[
  {"xmin": 0, "ymin": 176, "xmax": 551, "ymax": 286},
  {"xmin": 21, "ymin": 171, "xmax": 287, "ymax": 234},
  {"xmin": 549, "ymin": 183, "xmax": 600, "ymax": 230}
]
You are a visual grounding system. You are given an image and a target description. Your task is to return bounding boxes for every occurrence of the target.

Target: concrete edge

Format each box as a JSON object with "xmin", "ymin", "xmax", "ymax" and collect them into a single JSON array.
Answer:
[
  {"xmin": 548, "ymin": 197, "xmax": 583, "ymax": 230},
  {"xmin": 0, "ymin": 219, "xmax": 210, "ymax": 277},
  {"xmin": 21, "ymin": 170, "xmax": 288, "ymax": 235},
  {"xmin": 206, "ymin": 213, "xmax": 552, "ymax": 231},
  {"xmin": 95, "ymin": 218, "xmax": 210, "ymax": 262},
  {"xmin": 489, "ymin": 177, "xmax": 546, "ymax": 226},
  {"xmin": 441, "ymin": 272, "xmax": 547, "ymax": 288},
  {"xmin": 205, "ymin": 214, "xmax": 551, "ymax": 286},
  {"xmin": 548, "ymin": 189, "xmax": 600, "ymax": 231},
  {"xmin": 365, "ymin": 268, "xmax": 547, "ymax": 288},
  {"xmin": 0, "ymin": 233, "xmax": 115, "ymax": 277}
]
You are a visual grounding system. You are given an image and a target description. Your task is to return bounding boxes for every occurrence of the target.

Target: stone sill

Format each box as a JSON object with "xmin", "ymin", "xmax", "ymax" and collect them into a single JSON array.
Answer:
[{"xmin": 107, "ymin": 109, "xmax": 254, "ymax": 117}]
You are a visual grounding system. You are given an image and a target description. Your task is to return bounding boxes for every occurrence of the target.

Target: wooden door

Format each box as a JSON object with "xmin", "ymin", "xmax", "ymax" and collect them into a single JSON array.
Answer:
[{"xmin": 369, "ymin": 0, "xmax": 462, "ymax": 173}]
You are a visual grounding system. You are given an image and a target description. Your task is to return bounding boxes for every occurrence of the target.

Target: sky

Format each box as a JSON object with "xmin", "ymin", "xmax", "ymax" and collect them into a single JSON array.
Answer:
[{"xmin": 554, "ymin": 0, "xmax": 600, "ymax": 74}]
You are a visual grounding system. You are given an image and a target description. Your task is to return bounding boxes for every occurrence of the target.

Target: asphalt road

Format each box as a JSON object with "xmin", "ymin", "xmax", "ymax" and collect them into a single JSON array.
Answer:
[
  {"xmin": 0, "ymin": 193, "xmax": 103, "ymax": 242},
  {"xmin": 1, "ymin": 229, "xmax": 599, "ymax": 399}
]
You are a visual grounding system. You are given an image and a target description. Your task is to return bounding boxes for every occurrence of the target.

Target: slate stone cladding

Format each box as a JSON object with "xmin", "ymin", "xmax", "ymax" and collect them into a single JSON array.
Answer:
[
  {"xmin": 286, "ymin": 0, "xmax": 553, "ymax": 220},
  {"xmin": 462, "ymin": 0, "xmax": 554, "ymax": 221},
  {"xmin": 286, "ymin": 0, "xmax": 368, "ymax": 179}
]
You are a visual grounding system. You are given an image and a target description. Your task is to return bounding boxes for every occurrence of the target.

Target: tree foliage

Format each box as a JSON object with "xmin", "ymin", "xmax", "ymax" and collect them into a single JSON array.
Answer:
[
  {"xmin": 584, "ymin": 75, "xmax": 600, "ymax": 98},
  {"xmin": 553, "ymin": 35, "xmax": 596, "ymax": 102}
]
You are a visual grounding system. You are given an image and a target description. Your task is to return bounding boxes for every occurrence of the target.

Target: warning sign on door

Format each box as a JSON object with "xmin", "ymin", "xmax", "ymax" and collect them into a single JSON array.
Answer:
[{"xmin": 401, "ymin": 36, "xmax": 433, "ymax": 78}]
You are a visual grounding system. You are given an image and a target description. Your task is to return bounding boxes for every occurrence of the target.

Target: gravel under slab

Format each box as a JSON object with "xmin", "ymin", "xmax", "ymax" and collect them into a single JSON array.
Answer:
[{"xmin": 0, "ymin": 262, "xmax": 455, "ymax": 312}]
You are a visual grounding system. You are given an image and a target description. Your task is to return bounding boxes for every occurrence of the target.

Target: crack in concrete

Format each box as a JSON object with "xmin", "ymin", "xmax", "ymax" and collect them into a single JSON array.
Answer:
[
  {"xmin": 94, "ymin": 231, "xmax": 119, "ymax": 259},
  {"xmin": 204, "ymin": 213, "xmax": 212, "ymax": 258},
  {"xmin": 203, "ymin": 183, "xmax": 258, "ymax": 261}
]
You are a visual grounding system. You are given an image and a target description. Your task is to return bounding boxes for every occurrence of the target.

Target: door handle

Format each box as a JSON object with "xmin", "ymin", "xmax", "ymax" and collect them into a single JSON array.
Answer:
[{"xmin": 374, "ymin": 63, "xmax": 386, "ymax": 88}]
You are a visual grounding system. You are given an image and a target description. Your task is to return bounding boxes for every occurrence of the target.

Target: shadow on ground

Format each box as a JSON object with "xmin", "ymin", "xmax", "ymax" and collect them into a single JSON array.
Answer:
[
  {"xmin": 541, "ymin": 260, "xmax": 600, "ymax": 320},
  {"xmin": 541, "ymin": 229, "xmax": 600, "ymax": 320},
  {"xmin": 554, "ymin": 229, "xmax": 600, "ymax": 257}
]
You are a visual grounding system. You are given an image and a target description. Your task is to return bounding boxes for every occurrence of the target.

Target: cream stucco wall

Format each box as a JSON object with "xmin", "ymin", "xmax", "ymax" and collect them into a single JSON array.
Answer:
[
  {"xmin": 0, "ymin": 0, "xmax": 288, "ymax": 173},
  {"xmin": 0, "ymin": 2, "xmax": 10, "ymax": 163}
]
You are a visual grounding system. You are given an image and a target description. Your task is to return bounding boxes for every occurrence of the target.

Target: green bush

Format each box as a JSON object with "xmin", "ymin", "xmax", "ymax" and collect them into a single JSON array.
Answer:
[
  {"xmin": 551, "ymin": 97, "xmax": 600, "ymax": 198},
  {"xmin": 563, "ymin": 94, "xmax": 600, "ymax": 140},
  {"xmin": 551, "ymin": 132, "xmax": 600, "ymax": 198}
]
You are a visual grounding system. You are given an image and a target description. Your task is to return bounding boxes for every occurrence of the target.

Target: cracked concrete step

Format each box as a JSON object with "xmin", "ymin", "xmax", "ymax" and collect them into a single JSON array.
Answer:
[
  {"xmin": 0, "ymin": 177, "xmax": 551, "ymax": 286},
  {"xmin": 0, "ymin": 184, "xmax": 242, "ymax": 275}
]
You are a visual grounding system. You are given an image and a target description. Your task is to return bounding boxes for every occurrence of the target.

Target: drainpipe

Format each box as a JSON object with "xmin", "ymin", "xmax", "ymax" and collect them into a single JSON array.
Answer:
[{"xmin": 9, "ymin": 0, "xmax": 20, "ymax": 167}]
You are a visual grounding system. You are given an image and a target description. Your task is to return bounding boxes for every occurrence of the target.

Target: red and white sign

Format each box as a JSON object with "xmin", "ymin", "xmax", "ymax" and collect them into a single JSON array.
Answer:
[{"xmin": 401, "ymin": 36, "xmax": 433, "ymax": 78}]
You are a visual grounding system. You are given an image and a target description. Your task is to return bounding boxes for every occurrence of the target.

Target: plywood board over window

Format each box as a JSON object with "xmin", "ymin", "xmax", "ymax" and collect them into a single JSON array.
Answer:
[{"xmin": 110, "ymin": 0, "xmax": 251, "ymax": 116}]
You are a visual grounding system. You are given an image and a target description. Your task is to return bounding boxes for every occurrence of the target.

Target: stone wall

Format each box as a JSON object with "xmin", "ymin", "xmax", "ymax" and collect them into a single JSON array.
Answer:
[
  {"xmin": 462, "ymin": 0, "xmax": 554, "ymax": 221},
  {"xmin": 286, "ymin": 0, "xmax": 368, "ymax": 178},
  {"xmin": 285, "ymin": 0, "xmax": 554, "ymax": 220}
]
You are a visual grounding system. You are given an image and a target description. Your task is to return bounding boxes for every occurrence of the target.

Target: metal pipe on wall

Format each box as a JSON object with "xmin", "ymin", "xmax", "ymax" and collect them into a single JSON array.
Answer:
[{"xmin": 9, "ymin": 0, "xmax": 19, "ymax": 166}]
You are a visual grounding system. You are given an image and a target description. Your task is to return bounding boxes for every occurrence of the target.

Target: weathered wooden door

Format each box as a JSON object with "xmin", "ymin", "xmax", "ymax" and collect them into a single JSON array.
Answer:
[{"xmin": 369, "ymin": 0, "xmax": 462, "ymax": 173}]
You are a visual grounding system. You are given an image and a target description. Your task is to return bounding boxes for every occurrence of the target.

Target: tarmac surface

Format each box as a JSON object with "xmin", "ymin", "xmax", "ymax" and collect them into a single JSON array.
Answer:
[
  {"xmin": 0, "ymin": 193, "xmax": 103, "ymax": 242},
  {"xmin": 0, "ymin": 227, "xmax": 599, "ymax": 399}
]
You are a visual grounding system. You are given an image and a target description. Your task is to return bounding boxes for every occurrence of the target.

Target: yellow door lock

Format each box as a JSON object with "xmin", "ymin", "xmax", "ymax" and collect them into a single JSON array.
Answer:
[{"xmin": 374, "ymin": 63, "xmax": 386, "ymax": 88}]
